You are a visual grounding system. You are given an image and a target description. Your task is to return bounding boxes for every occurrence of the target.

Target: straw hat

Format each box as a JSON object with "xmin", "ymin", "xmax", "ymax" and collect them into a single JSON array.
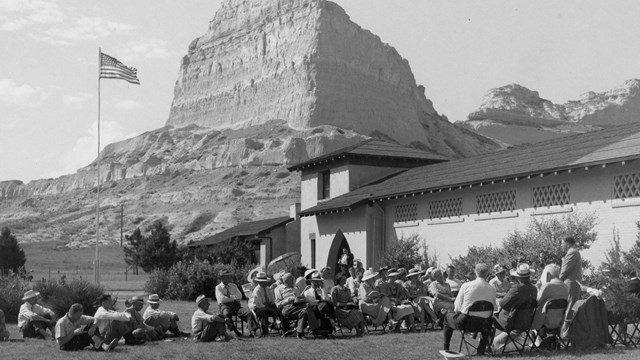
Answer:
[
  {"xmin": 304, "ymin": 269, "xmax": 317, "ymax": 278},
  {"xmin": 22, "ymin": 290, "xmax": 40, "ymax": 301},
  {"xmin": 147, "ymin": 294, "xmax": 162, "ymax": 304},
  {"xmin": 438, "ymin": 350, "xmax": 466, "ymax": 359},
  {"xmin": 387, "ymin": 269, "xmax": 401, "ymax": 277},
  {"xmin": 254, "ymin": 272, "xmax": 271, "ymax": 283},
  {"xmin": 309, "ymin": 272, "xmax": 323, "ymax": 282},
  {"xmin": 130, "ymin": 295, "xmax": 145, "ymax": 303},
  {"xmin": 510, "ymin": 263, "xmax": 532, "ymax": 278},
  {"xmin": 407, "ymin": 268, "xmax": 423, "ymax": 278},
  {"xmin": 195, "ymin": 294, "xmax": 210, "ymax": 306},
  {"xmin": 219, "ymin": 269, "xmax": 233, "ymax": 277},
  {"xmin": 362, "ymin": 269, "xmax": 379, "ymax": 281}
]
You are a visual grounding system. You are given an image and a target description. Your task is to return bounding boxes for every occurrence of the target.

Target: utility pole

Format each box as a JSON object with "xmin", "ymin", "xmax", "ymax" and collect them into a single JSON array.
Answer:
[{"xmin": 120, "ymin": 204, "xmax": 124, "ymax": 247}]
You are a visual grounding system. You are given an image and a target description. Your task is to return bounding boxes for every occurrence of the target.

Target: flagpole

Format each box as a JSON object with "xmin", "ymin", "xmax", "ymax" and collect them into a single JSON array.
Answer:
[{"xmin": 95, "ymin": 47, "xmax": 101, "ymax": 284}]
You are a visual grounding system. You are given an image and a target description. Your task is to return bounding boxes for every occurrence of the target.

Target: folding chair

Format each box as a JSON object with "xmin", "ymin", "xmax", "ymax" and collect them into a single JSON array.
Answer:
[
  {"xmin": 232, "ymin": 314, "xmax": 245, "ymax": 336},
  {"xmin": 457, "ymin": 300, "xmax": 494, "ymax": 355},
  {"xmin": 538, "ymin": 298, "xmax": 569, "ymax": 350},
  {"xmin": 363, "ymin": 313, "xmax": 388, "ymax": 334},
  {"xmin": 495, "ymin": 299, "xmax": 538, "ymax": 355},
  {"xmin": 626, "ymin": 318, "xmax": 640, "ymax": 347},
  {"xmin": 608, "ymin": 311, "xmax": 630, "ymax": 347}
]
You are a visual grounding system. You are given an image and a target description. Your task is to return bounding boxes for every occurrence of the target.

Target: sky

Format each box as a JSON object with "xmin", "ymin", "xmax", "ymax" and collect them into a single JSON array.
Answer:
[{"xmin": 1, "ymin": 0, "xmax": 640, "ymax": 183}]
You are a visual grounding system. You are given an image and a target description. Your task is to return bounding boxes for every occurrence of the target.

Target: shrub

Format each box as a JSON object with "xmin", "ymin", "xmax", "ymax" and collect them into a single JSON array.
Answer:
[
  {"xmin": 0, "ymin": 227, "xmax": 26, "ymax": 274},
  {"xmin": 144, "ymin": 259, "xmax": 254, "ymax": 301},
  {"xmin": 32, "ymin": 278, "xmax": 105, "ymax": 318},
  {"xmin": 381, "ymin": 234, "xmax": 429, "ymax": 270},
  {"xmin": 137, "ymin": 221, "xmax": 181, "ymax": 273},
  {"xmin": 0, "ymin": 275, "xmax": 27, "ymax": 322}
]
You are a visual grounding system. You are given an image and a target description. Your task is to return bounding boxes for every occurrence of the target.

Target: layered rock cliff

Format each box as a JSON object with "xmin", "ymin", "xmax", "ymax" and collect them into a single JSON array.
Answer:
[
  {"xmin": 168, "ymin": 0, "xmax": 498, "ymax": 157},
  {"xmin": 458, "ymin": 80, "xmax": 640, "ymax": 145}
]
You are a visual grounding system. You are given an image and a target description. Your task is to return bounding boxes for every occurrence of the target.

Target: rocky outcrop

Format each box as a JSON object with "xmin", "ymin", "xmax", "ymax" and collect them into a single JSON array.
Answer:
[
  {"xmin": 459, "ymin": 80, "xmax": 640, "ymax": 145},
  {"xmin": 168, "ymin": 0, "xmax": 498, "ymax": 157}
]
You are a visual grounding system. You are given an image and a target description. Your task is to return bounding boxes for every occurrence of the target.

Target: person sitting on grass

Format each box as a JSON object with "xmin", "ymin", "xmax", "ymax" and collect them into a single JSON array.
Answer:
[
  {"xmin": 94, "ymin": 294, "xmax": 140, "ymax": 346},
  {"xmin": 191, "ymin": 294, "xmax": 233, "ymax": 342},
  {"xmin": 442, "ymin": 263, "xmax": 496, "ymax": 355},
  {"xmin": 248, "ymin": 272, "xmax": 279, "ymax": 337},
  {"xmin": 215, "ymin": 269, "xmax": 254, "ymax": 337},
  {"xmin": 359, "ymin": 269, "xmax": 393, "ymax": 328},
  {"xmin": 143, "ymin": 294, "xmax": 189, "ymax": 338},
  {"xmin": 125, "ymin": 295, "xmax": 162, "ymax": 341},
  {"xmin": 331, "ymin": 273, "xmax": 366, "ymax": 336},
  {"xmin": 18, "ymin": 290, "xmax": 57, "ymax": 340},
  {"xmin": 404, "ymin": 268, "xmax": 438, "ymax": 331},
  {"xmin": 55, "ymin": 303, "xmax": 118, "ymax": 352},
  {"xmin": 274, "ymin": 272, "xmax": 309, "ymax": 339},
  {"xmin": 0, "ymin": 309, "xmax": 10, "ymax": 340}
]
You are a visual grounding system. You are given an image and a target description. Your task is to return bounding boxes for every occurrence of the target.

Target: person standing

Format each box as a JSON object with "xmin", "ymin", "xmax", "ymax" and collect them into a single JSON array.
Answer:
[{"xmin": 559, "ymin": 236, "xmax": 582, "ymax": 317}]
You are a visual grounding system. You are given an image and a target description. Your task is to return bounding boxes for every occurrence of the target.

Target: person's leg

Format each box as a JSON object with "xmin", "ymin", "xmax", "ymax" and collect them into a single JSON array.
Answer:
[
  {"xmin": 442, "ymin": 313, "xmax": 462, "ymax": 350},
  {"xmin": 22, "ymin": 319, "xmax": 50, "ymax": 339},
  {"xmin": 60, "ymin": 333, "xmax": 92, "ymax": 351},
  {"xmin": 297, "ymin": 306, "xmax": 309, "ymax": 337},
  {"xmin": 198, "ymin": 322, "xmax": 220, "ymax": 342}
]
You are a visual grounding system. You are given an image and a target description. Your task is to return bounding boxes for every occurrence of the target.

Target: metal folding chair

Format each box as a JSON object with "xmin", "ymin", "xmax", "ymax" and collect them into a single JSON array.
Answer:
[
  {"xmin": 495, "ymin": 299, "xmax": 538, "ymax": 355},
  {"xmin": 457, "ymin": 300, "xmax": 494, "ymax": 356},
  {"xmin": 539, "ymin": 298, "xmax": 570, "ymax": 350}
]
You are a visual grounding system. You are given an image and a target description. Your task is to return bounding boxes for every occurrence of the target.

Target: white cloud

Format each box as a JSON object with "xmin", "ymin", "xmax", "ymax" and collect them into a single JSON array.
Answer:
[
  {"xmin": 119, "ymin": 40, "xmax": 173, "ymax": 60},
  {"xmin": 0, "ymin": 79, "xmax": 47, "ymax": 106},
  {"xmin": 36, "ymin": 16, "xmax": 135, "ymax": 45},
  {"xmin": 47, "ymin": 120, "xmax": 137, "ymax": 178},
  {"xmin": 114, "ymin": 99, "xmax": 142, "ymax": 110},
  {"xmin": 0, "ymin": 120, "xmax": 17, "ymax": 130},
  {"xmin": 0, "ymin": 0, "xmax": 63, "ymax": 31},
  {"xmin": 63, "ymin": 94, "xmax": 91, "ymax": 105}
]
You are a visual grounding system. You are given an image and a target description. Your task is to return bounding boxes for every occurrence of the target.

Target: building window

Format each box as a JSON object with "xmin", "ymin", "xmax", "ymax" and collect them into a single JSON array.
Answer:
[
  {"xmin": 394, "ymin": 203, "xmax": 418, "ymax": 222},
  {"xmin": 428, "ymin": 197, "xmax": 463, "ymax": 219},
  {"xmin": 319, "ymin": 170, "xmax": 330, "ymax": 200},
  {"xmin": 476, "ymin": 190, "xmax": 516, "ymax": 214},
  {"xmin": 533, "ymin": 183, "xmax": 570, "ymax": 208},
  {"xmin": 614, "ymin": 173, "xmax": 640, "ymax": 199},
  {"xmin": 310, "ymin": 234, "xmax": 316, "ymax": 268}
]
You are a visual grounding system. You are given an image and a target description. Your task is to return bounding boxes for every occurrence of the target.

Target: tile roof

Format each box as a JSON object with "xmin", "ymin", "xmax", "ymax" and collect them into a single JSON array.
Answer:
[
  {"xmin": 300, "ymin": 122, "xmax": 640, "ymax": 216},
  {"xmin": 189, "ymin": 216, "xmax": 292, "ymax": 247},
  {"xmin": 288, "ymin": 139, "xmax": 448, "ymax": 171}
]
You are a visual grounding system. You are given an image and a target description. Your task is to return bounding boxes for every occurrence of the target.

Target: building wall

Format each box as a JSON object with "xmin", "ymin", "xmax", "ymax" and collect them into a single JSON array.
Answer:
[{"xmin": 380, "ymin": 160, "xmax": 640, "ymax": 266}]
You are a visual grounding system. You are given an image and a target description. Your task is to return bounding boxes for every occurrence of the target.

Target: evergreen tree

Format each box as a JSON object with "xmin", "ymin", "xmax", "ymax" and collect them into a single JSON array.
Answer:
[
  {"xmin": 0, "ymin": 227, "xmax": 26, "ymax": 275},
  {"xmin": 123, "ymin": 228, "xmax": 143, "ymax": 275},
  {"xmin": 138, "ymin": 222, "xmax": 180, "ymax": 273}
]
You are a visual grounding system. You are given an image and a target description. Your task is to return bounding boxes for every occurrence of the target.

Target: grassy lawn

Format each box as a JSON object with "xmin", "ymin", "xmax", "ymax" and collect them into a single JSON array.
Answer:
[{"xmin": 2, "ymin": 300, "xmax": 640, "ymax": 360}]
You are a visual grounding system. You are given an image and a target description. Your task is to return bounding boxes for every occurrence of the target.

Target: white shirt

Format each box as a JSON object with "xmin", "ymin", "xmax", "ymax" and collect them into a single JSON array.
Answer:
[
  {"xmin": 215, "ymin": 282, "xmax": 243, "ymax": 305},
  {"xmin": 454, "ymin": 278, "xmax": 497, "ymax": 314},
  {"xmin": 55, "ymin": 314, "xmax": 94, "ymax": 343},
  {"xmin": 93, "ymin": 306, "xmax": 131, "ymax": 335},
  {"xmin": 18, "ymin": 302, "xmax": 54, "ymax": 328}
]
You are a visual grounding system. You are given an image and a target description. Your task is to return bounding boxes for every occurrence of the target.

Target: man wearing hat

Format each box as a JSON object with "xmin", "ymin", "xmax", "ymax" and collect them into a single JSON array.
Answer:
[
  {"xmin": 125, "ymin": 295, "xmax": 160, "ymax": 341},
  {"xmin": 94, "ymin": 294, "xmax": 139, "ymax": 346},
  {"xmin": 191, "ymin": 295, "xmax": 231, "ymax": 342},
  {"xmin": 215, "ymin": 269, "xmax": 253, "ymax": 337},
  {"xmin": 492, "ymin": 263, "xmax": 538, "ymax": 351},
  {"xmin": 18, "ymin": 289, "xmax": 56, "ymax": 340},
  {"xmin": 274, "ymin": 272, "xmax": 310, "ymax": 339},
  {"xmin": 55, "ymin": 303, "xmax": 118, "ymax": 352},
  {"xmin": 489, "ymin": 265, "xmax": 511, "ymax": 298},
  {"xmin": 143, "ymin": 294, "xmax": 189, "ymax": 338},
  {"xmin": 248, "ymin": 272, "xmax": 277, "ymax": 337}
]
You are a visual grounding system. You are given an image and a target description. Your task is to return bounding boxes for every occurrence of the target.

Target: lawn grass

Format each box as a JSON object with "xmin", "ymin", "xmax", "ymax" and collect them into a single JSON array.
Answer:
[{"xmin": 2, "ymin": 300, "xmax": 640, "ymax": 360}]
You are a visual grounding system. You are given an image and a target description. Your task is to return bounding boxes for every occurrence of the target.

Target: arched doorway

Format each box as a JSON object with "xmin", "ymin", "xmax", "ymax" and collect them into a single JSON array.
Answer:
[{"xmin": 327, "ymin": 230, "xmax": 350, "ymax": 279}]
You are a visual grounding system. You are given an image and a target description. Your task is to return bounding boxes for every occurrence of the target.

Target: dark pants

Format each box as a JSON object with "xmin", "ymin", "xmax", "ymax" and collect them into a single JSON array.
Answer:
[
  {"xmin": 60, "ymin": 333, "xmax": 92, "ymax": 351},
  {"xmin": 253, "ymin": 305, "xmax": 280, "ymax": 334},
  {"xmin": 443, "ymin": 313, "xmax": 491, "ymax": 354},
  {"xmin": 22, "ymin": 314, "xmax": 54, "ymax": 339},
  {"xmin": 281, "ymin": 303, "xmax": 309, "ymax": 334},
  {"xmin": 219, "ymin": 301, "xmax": 255, "ymax": 332},
  {"xmin": 101, "ymin": 320, "xmax": 133, "ymax": 343},
  {"xmin": 196, "ymin": 321, "xmax": 227, "ymax": 342}
]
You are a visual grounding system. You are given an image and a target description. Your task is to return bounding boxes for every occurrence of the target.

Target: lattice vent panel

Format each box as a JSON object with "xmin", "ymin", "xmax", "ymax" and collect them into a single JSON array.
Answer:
[
  {"xmin": 533, "ymin": 183, "xmax": 570, "ymax": 207},
  {"xmin": 428, "ymin": 198, "xmax": 463, "ymax": 219},
  {"xmin": 476, "ymin": 190, "xmax": 516, "ymax": 214},
  {"xmin": 614, "ymin": 173, "xmax": 640, "ymax": 199},
  {"xmin": 395, "ymin": 203, "xmax": 418, "ymax": 222}
]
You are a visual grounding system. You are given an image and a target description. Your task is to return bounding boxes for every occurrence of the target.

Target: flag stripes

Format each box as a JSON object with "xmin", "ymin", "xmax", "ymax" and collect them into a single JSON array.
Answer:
[{"xmin": 99, "ymin": 52, "xmax": 140, "ymax": 85}]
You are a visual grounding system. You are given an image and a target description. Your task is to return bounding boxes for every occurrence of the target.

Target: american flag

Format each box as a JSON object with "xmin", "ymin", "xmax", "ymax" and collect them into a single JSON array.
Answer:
[{"xmin": 99, "ymin": 52, "xmax": 140, "ymax": 85}]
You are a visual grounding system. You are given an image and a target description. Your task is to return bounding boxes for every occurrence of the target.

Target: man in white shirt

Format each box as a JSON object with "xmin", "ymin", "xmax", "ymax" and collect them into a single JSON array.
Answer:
[
  {"xmin": 445, "ymin": 265, "xmax": 462, "ymax": 296},
  {"xmin": 142, "ymin": 294, "xmax": 189, "ymax": 338},
  {"xmin": 214, "ymin": 269, "xmax": 254, "ymax": 337},
  {"xmin": 191, "ymin": 295, "xmax": 231, "ymax": 342},
  {"xmin": 489, "ymin": 265, "xmax": 511, "ymax": 298},
  {"xmin": 94, "ymin": 294, "xmax": 139, "ymax": 345},
  {"xmin": 443, "ymin": 263, "xmax": 497, "ymax": 355},
  {"xmin": 18, "ymin": 290, "xmax": 56, "ymax": 340},
  {"xmin": 55, "ymin": 303, "xmax": 118, "ymax": 352},
  {"xmin": 248, "ymin": 272, "xmax": 279, "ymax": 337},
  {"xmin": 275, "ymin": 273, "xmax": 309, "ymax": 339}
]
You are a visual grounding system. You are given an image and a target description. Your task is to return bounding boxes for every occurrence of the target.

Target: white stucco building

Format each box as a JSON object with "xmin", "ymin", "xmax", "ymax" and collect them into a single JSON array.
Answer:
[{"xmin": 290, "ymin": 123, "xmax": 640, "ymax": 270}]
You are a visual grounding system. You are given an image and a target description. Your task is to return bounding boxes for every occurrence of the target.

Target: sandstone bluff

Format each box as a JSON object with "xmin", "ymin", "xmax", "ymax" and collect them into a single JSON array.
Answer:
[{"xmin": 0, "ymin": 0, "xmax": 498, "ymax": 247}]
